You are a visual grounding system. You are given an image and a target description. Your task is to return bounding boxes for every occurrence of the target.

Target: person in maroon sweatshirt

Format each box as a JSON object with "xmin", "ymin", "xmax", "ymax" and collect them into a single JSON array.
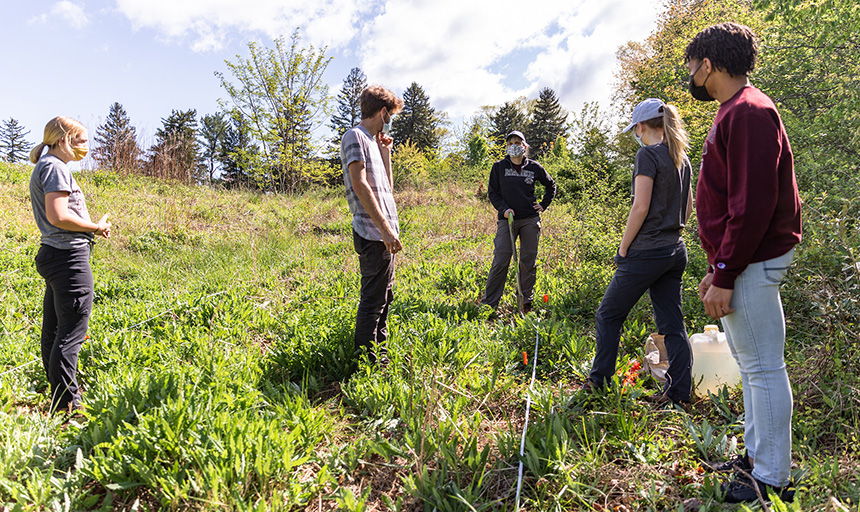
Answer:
[{"xmin": 685, "ymin": 22, "xmax": 802, "ymax": 503}]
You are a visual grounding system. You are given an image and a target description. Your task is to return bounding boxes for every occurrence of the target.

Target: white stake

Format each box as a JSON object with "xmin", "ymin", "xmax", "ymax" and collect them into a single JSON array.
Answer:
[{"xmin": 515, "ymin": 328, "xmax": 540, "ymax": 511}]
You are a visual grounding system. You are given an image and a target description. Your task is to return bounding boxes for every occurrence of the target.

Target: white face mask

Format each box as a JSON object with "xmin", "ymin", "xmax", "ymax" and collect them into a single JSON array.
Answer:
[
  {"xmin": 507, "ymin": 144, "xmax": 525, "ymax": 158},
  {"xmin": 633, "ymin": 125, "xmax": 647, "ymax": 147},
  {"xmin": 382, "ymin": 110, "xmax": 392, "ymax": 133}
]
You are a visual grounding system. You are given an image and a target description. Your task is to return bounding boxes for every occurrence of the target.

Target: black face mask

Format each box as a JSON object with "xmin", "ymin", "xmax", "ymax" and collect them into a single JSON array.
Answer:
[{"xmin": 689, "ymin": 62, "xmax": 715, "ymax": 102}]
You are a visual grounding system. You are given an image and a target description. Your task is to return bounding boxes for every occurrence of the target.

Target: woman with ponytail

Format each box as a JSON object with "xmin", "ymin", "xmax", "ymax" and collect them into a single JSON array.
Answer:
[
  {"xmin": 29, "ymin": 116, "xmax": 111, "ymax": 415},
  {"xmin": 584, "ymin": 99, "xmax": 694, "ymax": 407}
]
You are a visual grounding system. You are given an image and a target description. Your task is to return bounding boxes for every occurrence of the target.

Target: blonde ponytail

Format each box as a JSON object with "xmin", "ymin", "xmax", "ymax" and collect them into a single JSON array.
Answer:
[
  {"xmin": 29, "ymin": 116, "xmax": 86, "ymax": 164},
  {"xmin": 29, "ymin": 143, "xmax": 47, "ymax": 163},
  {"xmin": 659, "ymin": 104, "xmax": 689, "ymax": 169},
  {"xmin": 642, "ymin": 104, "xmax": 689, "ymax": 169}
]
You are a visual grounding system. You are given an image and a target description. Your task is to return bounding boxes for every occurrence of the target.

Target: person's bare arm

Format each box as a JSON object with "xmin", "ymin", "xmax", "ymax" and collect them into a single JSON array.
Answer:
[
  {"xmin": 348, "ymin": 161, "xmax": 401, "ymax": 253},
  {"xmin": 686, "ymin": 184, "xmax": 694, "ymax": 223},
  {"xmin": 377, "ymin": 132, "xmax": 394, "ymax": 189},
  {"xmin": 618, "ymin": 175, "xmax": 653, "ymax": 257},
  {"xmin": 45, "ymin": 191, "xmax": 111, "ymax": 238}
]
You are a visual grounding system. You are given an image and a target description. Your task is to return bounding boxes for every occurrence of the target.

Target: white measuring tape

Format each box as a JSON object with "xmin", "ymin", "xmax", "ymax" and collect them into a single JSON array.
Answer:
[{"xmin": 515, "ymin": 328, "xmax": 540, "ymax": 511}]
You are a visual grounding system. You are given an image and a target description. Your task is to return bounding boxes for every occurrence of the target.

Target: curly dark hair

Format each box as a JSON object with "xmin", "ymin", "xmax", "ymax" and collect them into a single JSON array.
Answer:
[{"xmin": 684, "ymin": 22, "xmax": 758, "ymax": 76}]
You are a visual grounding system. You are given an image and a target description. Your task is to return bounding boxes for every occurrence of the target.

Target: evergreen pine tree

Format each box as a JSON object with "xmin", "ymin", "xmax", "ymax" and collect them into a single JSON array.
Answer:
[
  {"xmin": 489, "ymin": 102, "xmax": 528, "ymax": 146},
  {"xmin": 0, "ymin": 118, "xmax": 32, "ymax": 163},
  {"xmin": 146, "ymin": 109, "xmax": 201, "ymax": 184},
  {"xmin": 391, "ymin": 82, "xmax": 440, "ymax": 154},
  {"xmin": 93, "ymin": 102, "xmax": 141, "ymax": 172},
  {"xmin": 199, "ymin": 112, "xmax": 228, "ymax": 184},
  {"xmin": 218, "ymin": 114, "xmax": 258, "ymax": 188},
  {"xmin": 527, "ymin": 87, "xmax": 568, "ymax": 158},
  {"xmin": 330, "ymin": 67, "xmax": 367, "ymax": 153}
]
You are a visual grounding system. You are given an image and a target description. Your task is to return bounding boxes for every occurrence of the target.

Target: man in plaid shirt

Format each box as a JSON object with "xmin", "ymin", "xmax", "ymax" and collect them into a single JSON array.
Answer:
[{"xmin": 341, "ymin": 85, "xmax": 404, "ymax": 365}]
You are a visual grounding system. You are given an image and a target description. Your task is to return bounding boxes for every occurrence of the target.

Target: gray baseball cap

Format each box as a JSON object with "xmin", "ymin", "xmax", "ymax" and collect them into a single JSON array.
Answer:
[
  {"xmin": 506, "ymin": 130, "xmax": 527, "ymax": 144},
  {"xmin": 622, "ymin": 98, "xmax": 665, "ymax": 133}
]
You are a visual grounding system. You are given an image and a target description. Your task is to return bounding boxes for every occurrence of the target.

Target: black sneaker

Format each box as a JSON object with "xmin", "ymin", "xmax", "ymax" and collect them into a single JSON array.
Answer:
[
  {"xmin": 60, "ymin": 403, "xmax": 86, "ymax": 425},
  {"xmin": 580, "ymin": 378, "xmax": 602, "ymax": 393},
  {"xmin": 377, "ymin": 354, "xmax": 391, "ymax": 368},
  {"xmin": 721, "ymin": 472, "xmax": 795, "ymax": 503},
  {"xmin": 703, "ymin": 452, "xmax": 751, "ymax": 473}
]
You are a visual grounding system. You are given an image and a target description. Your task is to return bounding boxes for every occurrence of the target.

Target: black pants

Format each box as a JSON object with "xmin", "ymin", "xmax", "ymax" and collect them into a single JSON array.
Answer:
[
  {"xmin": 34, "ymin": 244, "xmax": 93, "ymax": 412},
  {"xmin": 589, "ymin": 241, "xmax": 692, "ymax": 402},
  {"xmin": 353, "ymin": 231, "xmax": 395, "ymax": 362}
]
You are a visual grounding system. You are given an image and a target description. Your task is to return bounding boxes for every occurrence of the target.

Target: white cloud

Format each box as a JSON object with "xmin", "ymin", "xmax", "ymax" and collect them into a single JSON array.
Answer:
[
  {"xmin": 525, "ymin": 0, "xmax": 662, "ymax": 116},
  {"xmin": 356, "ymin": 0, "xmax": 547, "ymax": 117},
  {"xmin": 29, "ymin": 1, "xmax": 90, "ymax": 30},
  {"xmin": 358, "ymin": 0, "xmax": 661, "ymax": 119},
  {"xmin": 114, "ymin": 0, "xmax": 370, "ymax": 51},
  {"xmin": 112, "ymin": 0, "xmax": 661, "ymax": 120}
]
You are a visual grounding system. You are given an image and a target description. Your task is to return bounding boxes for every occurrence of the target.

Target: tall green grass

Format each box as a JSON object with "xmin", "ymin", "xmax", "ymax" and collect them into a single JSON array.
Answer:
[{"xmin": 1, "ymin": 161, "xmax": 857, "ymax": 510}]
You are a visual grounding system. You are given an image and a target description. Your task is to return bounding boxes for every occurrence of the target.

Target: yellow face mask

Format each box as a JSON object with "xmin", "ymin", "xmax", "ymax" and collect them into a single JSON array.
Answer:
[{"xmin": 70, "ymin": 143, "xmax": 88, "ymax": 161}]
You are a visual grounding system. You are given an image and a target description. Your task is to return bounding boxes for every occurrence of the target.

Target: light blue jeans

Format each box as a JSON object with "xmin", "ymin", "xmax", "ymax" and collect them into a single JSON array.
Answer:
[{"xmin": 720, "ymin": 248, "xmax": 795, "ymax": 487}]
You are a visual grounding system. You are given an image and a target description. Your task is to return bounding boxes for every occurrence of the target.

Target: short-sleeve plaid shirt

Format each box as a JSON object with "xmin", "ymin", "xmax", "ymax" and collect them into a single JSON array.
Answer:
[{"xmin": 341, "ymin": 126, "xmax": 399, "ymax": 241}]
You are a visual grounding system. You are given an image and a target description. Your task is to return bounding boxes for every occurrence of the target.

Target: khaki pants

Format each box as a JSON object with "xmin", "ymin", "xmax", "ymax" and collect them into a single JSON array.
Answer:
[{"xmin": 481, "ymin": 216, "xmax": 540, "ymax": 308}]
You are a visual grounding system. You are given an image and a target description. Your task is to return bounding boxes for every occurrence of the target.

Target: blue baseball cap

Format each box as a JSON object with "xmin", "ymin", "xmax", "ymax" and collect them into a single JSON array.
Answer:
[{"xmin": 622, "ymin": 98, "xmax": 665, "ymax": 133}]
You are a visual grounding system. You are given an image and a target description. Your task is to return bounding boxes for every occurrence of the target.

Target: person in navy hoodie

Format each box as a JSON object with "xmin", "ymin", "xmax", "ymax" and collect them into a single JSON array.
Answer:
[{"xmin": 480, "ymin": 131, "xmax": 556, "ymax": 313}]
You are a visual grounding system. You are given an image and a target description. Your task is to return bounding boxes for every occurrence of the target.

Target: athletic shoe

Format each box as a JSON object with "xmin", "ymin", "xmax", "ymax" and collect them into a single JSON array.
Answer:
[
  {"xmin": 703, "ymin": 452, "xmax": 751, "ymax": 473},
  {"xmin": 721, "ymin": 472, "xmax": 795, "ymax": 503},
  {"xmin": 580, "ymin": 378, "xmax": 602, "ymax": 393}
]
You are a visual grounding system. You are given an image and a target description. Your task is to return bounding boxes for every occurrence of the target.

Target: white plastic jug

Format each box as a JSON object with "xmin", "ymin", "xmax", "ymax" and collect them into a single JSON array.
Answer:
[{"xmin": 690, "ymin": 324, "xmax": 741, "ymax": 396}]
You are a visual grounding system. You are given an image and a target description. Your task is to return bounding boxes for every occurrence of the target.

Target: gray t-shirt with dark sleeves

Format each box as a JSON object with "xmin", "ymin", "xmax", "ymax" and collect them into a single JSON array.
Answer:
[
  {"xmin": 629, "ymin": 143, "xmax": 692, "ymax": 251},
  {"xmin": 29, "ymin": 154, "xmax": 94, "ymax": 249}
]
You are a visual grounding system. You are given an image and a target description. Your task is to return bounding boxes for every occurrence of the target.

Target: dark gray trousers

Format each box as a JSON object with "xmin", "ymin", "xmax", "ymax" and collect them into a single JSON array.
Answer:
[
  {"xmin": 353, "ymin": 231, "xmax": 395, "ymax": 362},
  {"xmin": 589, "ymin": 241, "xmax": 692, "ymax": 402},
  {"xmin": 35, "ymin": 244, "xmax": 93, "ymax": 413},
  {"xmin": 481, "ymin": 216, "xmax": 540, "ymax": 308}
]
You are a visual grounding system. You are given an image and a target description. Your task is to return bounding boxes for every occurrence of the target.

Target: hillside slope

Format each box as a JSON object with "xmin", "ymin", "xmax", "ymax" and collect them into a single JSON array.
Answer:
[{"xmin": 1, "ymin": 162, "xmax": 857, "ymax": 510}]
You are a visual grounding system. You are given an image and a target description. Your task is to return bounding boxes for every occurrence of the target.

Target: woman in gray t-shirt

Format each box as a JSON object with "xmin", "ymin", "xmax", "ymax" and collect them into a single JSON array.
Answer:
[
  {"xmin": 584, "ymin": 99, "xmax": 694, "ymax": 406},
  {"xmin": 29, "ymin": 116, "xmax": 111, "ymax": 414}
]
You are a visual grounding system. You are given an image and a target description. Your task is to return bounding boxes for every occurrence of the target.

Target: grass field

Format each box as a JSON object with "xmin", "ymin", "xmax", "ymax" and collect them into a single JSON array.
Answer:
[{"xmin": 1, "ymin": 161, "xmax": 858, "ymax": 511}]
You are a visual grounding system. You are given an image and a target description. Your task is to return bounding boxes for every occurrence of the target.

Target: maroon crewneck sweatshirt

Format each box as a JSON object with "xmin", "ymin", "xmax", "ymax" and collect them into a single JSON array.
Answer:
[{"xmin": 696, "ymin": 86, "xmax": 802, "ymax": 289}]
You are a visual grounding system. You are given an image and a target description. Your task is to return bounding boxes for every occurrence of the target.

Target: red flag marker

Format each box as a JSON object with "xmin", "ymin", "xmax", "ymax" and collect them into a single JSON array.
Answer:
[
  {"xmin": 523, "ymin": 351, "xmax": 528, "ymax": 365},
  {"xmin": 542, "ymin": 294, "xmax": 549, "ymax": 303}
]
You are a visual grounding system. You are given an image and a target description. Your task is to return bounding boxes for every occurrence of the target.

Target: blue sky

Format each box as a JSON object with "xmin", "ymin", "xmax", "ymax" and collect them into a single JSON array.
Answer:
[{"xmin": 0, "ymin": 0, "xmax": 661, "ymax": 157}]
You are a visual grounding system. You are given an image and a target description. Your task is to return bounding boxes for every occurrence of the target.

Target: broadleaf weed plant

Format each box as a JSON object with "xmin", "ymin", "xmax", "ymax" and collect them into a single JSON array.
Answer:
[{"xmin": 1, "ymin": 161, "xmax": 859, "ymax": 509}]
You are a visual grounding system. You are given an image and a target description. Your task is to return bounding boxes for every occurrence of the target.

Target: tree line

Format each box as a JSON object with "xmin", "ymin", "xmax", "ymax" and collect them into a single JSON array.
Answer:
[
  {"xmin": 3, "ymin": 1, "xmax": 856, "ymax": 202},
  {"xmin": 0, "ymin": 29, "xmax": 570, "ymax": 193}
]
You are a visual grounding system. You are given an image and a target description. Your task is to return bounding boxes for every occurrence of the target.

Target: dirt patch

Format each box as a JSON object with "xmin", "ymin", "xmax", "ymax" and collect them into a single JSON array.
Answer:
[{"xmin": 304, "ymin": 454, "xmax": 420, "ymax": 512}]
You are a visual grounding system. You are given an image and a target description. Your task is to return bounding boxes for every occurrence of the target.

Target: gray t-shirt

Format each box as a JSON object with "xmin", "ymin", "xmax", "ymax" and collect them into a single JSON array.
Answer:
[
  {"xmin": 629, "ymin": 143, "xmax": 692, "ymax": 251},
  {"xmin": 30, "ymin": 154, "xmax": 94, "ymax": 249},
  {"xmin": 341, "ymin": 126, "xmax": 399, "ymax": 241}
]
